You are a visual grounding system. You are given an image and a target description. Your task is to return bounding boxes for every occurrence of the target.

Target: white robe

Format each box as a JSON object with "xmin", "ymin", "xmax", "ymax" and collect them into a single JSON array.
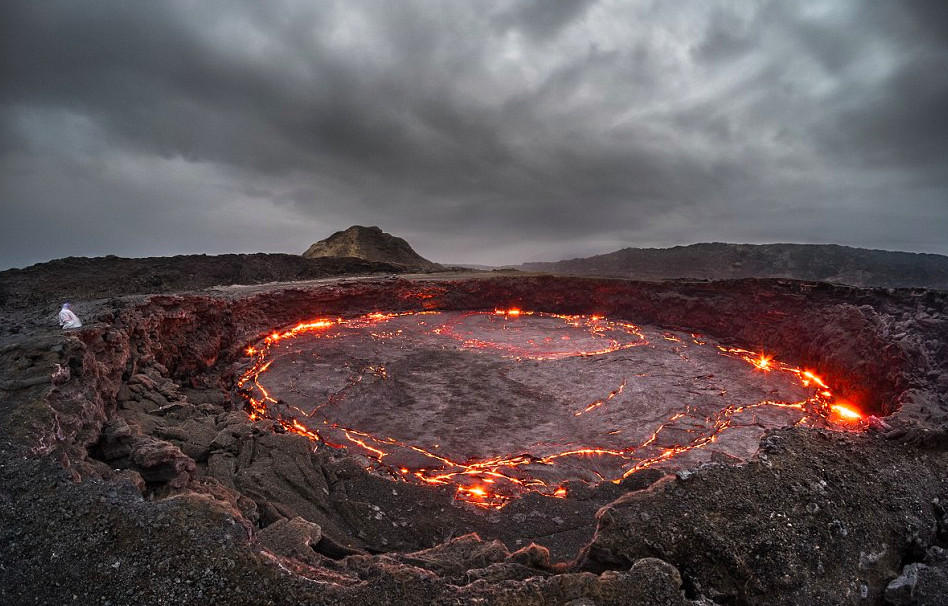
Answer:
[{"xmin": 59, "ymin": 308, "xmax": 82, "ymax": 329}]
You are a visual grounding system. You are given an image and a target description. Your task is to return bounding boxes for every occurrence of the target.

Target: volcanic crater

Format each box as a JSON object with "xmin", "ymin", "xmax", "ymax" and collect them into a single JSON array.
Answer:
[
  {"xmin": 3, "ymin": 267, "xmax": 948, "ymax": 605},
  {"xmin": 243, "ymin": 309, "xmax": 862, "ymax": 508}
]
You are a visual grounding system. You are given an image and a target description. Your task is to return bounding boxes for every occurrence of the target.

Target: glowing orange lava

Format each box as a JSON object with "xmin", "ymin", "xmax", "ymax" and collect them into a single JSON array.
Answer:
[
  {"xmin": 238, "ymin": 310, "xmax": 865, "ymax": 508},
  {"xmin": 754, "ymin": 354, "xmax": 772, "ymax": 371},
  {"xmin": 831, "ymin": 402, "xmax": 863, "ymax": 421}
]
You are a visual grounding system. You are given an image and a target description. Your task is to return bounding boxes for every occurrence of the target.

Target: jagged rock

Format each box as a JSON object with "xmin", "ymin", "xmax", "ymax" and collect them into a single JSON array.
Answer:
[
  {"xmin": 96, "ymin": 417, "xmax": 135, "ymax": 460},
  {"xmin": 205, "ymin": 452, "xmax": 236, "ymax": 489},
  {"xmin": 129, "ymin": 373, "xmax": 157, "ymax": 390},
  {"xmin": 154, "ymin": 418, "xmax": 218, "ymax": 462},
  {"xmin": 97, "ymin": 418, "xmax": 195, "ymax": 488},
  {"xmin": 581, "ymin": 432, "xmax": 944, "ymax": 605},
  {"xmin": 396, "ymin": 533, "xmax": 510, "ymax": 577},
  {"xmin": 209, "ymin": 428, "xmax": 239, "ymax": 453},
  {"xmin": 256, "ymin": 516, "xmax": 324, "ymax": 567},
  {"xmin": 507, "ymin": 542, "xmax": 552, "ymax": 570},
  {"xmin": 464, "ymin": 561, "xmax": 550, "ymax": 583},
  {"xmin": 142, "ymin": 391, "xmax": 169, "ymax": 408},
  {"xmin": 115, "ymin": 383, "xmax": 131, "ymax": 403},
  {"xmin": 230, "ymin": 432, "xmax": 354, "ymax": 545},
  {"xmin": 182, "ymin": 387, "xmax": 228, "ymax": 406},
  {"xmin": 342, "ymin": 554, "xmax": 436, "ymax": 583},
  {"xmin": 112, "ymin": 469, "xmax": 145, "ymax": 494},
  {"xmin": 154, "ymin": 378, "xmax": 180, "ymax": 401},
  {"xmin": 128, "ymin": 437, "xmax": 195, "ymax": 487},
  {"xmin": 216, "ymin": 411, "xmax": 252, "ymax": 432}
]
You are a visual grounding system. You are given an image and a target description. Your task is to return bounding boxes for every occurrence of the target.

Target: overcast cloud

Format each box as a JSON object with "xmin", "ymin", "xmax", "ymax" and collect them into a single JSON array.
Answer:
[{"xmin": 1, "ymin": 0, "xmax": 946, "ymax": 269}]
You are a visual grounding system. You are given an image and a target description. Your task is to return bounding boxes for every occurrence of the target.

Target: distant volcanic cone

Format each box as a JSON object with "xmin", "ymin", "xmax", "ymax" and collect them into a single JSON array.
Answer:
[{"xmin": 303, "ymin": 225, "xmax": 443, "ymax": 272}]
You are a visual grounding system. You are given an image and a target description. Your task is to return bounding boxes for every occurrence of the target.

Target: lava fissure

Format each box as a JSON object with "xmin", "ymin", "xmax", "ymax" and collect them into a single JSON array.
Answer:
[{"xmin": 238, "ymin": 309, "xmax": 864, "ymax": 508}]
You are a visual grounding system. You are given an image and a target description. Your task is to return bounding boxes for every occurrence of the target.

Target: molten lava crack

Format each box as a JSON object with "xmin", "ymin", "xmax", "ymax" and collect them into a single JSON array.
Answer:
[{"xmin": 238, "ymin": 311, "xmax": 863, "ymax": 507}]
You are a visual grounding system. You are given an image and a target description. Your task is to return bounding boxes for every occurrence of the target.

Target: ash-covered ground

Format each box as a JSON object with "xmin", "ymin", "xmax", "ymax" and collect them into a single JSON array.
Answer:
[{"xmin": 1, "ymin": 256, "xmax": 948, "ymax": 605}]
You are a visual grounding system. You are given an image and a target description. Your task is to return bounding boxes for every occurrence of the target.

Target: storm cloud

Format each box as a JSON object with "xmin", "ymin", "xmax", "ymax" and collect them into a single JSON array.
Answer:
[{"xmin": 2, "ymin": 0, "xmax": 946, "ymax": 269}]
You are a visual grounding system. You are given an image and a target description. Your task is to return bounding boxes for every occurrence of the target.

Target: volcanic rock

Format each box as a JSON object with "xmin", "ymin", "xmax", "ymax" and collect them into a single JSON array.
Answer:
[
  {"xmin": 93, "ymin": 417, "xmax": 196, "ymax": 488},
  {"xmin": 0, "ymin": 253, "xmax": 405, "ymax": 313},
  {"xmin": 507, "ymin": 542, "xmax": 553, "ymax": 570},
  {"xmin": 580, "ymin": 430, "xmax": 948, "ymax": 605},
  {"xmin": 302, "ymin": 225, "xmax": 443, "ymax": 272},
  {"xmin": 154, "ymin": 418, "xmax": 218, "ymax": 462},
  {"xmin": 3, "ymin": 268, "xmax": 948, "ymax": 605},
  {"xmin": 395, "ymin": 533, "xmax": 511, "ymax": 578},
  {"xmin": 130, "ymin": 440, "xmax": 193, "ymax": 487},
  {"xmin": 256, "ymin": 516, "xmax": 325, "ymax": 567},
  {"xmin": 626, "ymin": 558, "xmax": 689, "ymax": 606},
  {"xmin": 231, "ymin": 431, "xmax": 335, "ymax": 526}
]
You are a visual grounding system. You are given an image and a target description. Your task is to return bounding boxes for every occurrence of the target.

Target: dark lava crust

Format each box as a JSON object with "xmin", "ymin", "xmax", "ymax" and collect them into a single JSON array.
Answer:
[{"xmin": 2, "ymin": 268, "xmax": 948, "ymax": 605}]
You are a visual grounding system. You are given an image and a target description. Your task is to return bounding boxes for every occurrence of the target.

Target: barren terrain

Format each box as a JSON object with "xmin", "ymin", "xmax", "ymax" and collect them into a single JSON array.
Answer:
[
  {"xmin": 1, "ymin": 256, "xmax": 947, "ymax": 605},
  {"xmin": 521, "ymin": 243, "xmax": 948, "ymax": 289}
]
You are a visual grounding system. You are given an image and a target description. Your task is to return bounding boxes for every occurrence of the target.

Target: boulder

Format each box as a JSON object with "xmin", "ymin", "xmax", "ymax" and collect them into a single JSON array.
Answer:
[
  {"xmin": 507, "ymin": 542, "xmax": 552, "ymax": 571},
  {"xmin": 129, "ymin": 436, "xmax": 195, "ymax": 488}
]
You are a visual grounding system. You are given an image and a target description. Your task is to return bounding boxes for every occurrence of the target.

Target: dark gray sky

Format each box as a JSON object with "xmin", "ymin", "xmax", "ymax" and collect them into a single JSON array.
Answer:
[{"xmin": 2, "ymin": 1, "xmax": 947, "ymax": 269}]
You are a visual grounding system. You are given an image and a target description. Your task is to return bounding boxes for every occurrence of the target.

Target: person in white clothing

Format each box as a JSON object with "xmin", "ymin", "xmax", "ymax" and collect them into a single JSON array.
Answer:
[{"xmin": 58, "ymin": 303, "xmax": 82, "ymax": 329}]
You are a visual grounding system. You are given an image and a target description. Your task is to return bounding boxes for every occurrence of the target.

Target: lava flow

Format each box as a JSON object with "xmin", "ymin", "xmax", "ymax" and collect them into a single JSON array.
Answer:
[{"xmin": 237, "ymin": 310, "xmax": 864, "ymax": 508}]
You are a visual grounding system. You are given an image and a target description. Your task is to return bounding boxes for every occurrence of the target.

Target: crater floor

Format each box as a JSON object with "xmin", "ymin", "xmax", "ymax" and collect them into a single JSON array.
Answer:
[{"xmin": 245, "ymin": 310, "xmax": 859, "ymax": 506}]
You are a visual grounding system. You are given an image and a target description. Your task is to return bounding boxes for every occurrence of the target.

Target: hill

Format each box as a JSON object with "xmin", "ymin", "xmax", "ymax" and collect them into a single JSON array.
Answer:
[
  {"xmin": 303, "ymin": 226, "xmax": 443, "ymax": 272},
  {"xmin": 0, "ymin": 253, "xmax": 402, "ymax": 309},
  {"xmin": 521, "ymin": 243, "xmax": 948, "ymax": 289}
]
